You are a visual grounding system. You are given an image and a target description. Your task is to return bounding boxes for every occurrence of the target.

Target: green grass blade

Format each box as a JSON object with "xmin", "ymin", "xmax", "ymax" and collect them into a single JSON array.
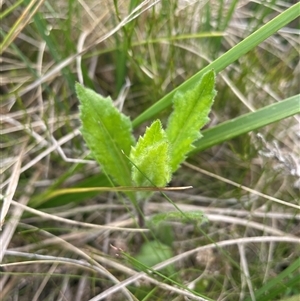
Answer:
[
  {"xmin": 244, "ymin": 258, "xmax": 300, "ymax": 301},
  {"xmin": 192, "ymin": 95, "xmax": 300, "ymax": 153},
  {"xmin": 280, "ymin": 296, "xmax": 300, "ymax": 301},
  {"xmin": 132, "ymin": 3, "xmax": 300, "ymax": 127},
  {"xmin": 29, "ymin": 174, "xmax": 111, "ymax": 208},
  {"xmin": 219, "ymin": 0, "xmax": 239, "ymax": 31},
  {"xmin": 0, "ymin": 0, "xmax": 24, "ymax": 19},
  {"xmin": 31, "ymin": 8, "xmax": 75, "ymax": 91}
]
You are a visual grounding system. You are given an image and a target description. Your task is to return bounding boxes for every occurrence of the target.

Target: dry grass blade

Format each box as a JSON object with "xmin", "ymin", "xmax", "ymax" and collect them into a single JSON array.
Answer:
[
  {"xmin": 2, "ymin": 251, "xmax": 115, "ymax": 274},
  {"xmin": 238, "ymin": 244, "xmax": 255, "ymax": 301},
  {"xmin": 0, "ymin": 142, "xmax": 26, "ymax": 230},
  {"xmin": 153, "ymin": 236, "xmax": 300, "ymax": 273},
  {"xmin": 0, "ymin": 171, "xmax": 40, "ymax": 262},
  {"xmin": 147, "ymin": 201, "xmax": 300, "ymax": 220},
  {"xmin": 25, "ymin": 226, "xmax": 135, "ymax": 301},
  {"xmin": 184, "ymin": 162, "xmax": 300, "ymax": 210},
  {"xmin": 88, "ymin": 246, "xmax": 209, "ymax": 301},
  {"xmin": 0, "ymin": 0, "xmax": 46, "ymax": 54},
  {"xmin": 32, "ymin": 262, "xmax": 59, "ymax": 301},
  {"xmin": 7, "ymin": 199, "xmax": 148, "ymax": 232},
  {"xmin": 7, "ymin": 0, "xmax": 160, "ymax": 101},
  {"xmin": 0, "ymin": 129, "xmax": 82, "ymax": 191},
  {"xmin": 91, "ymin": 236, "xmax": 300, "ymax": 301},
  {"xmin": 89, "ymin": 271, "xmax": 209, "ymax": 301}
]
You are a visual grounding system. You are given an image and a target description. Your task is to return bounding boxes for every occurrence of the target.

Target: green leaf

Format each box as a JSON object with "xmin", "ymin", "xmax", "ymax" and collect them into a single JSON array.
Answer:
[
  {"xmin": 134, "ymin": 241, "xmax": 174, "ymax": 272},
  {"xmin": 76, "ymin": 83, "xmax": 135, "ymax": 187},
  {"xmin": 166, "ymin": 69, "xmax": 216, "ymax": 172},
  {"xmin": 149, "ymin": 210, "xmax": 208, "ymax": 226},
  {"xmin": 130, "ymin": 120, "xmax": 171, "ymax": 188}
]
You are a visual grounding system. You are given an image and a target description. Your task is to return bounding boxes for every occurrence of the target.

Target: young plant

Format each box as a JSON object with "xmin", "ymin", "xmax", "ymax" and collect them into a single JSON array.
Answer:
[{"xmin": 76, "ymin": 69, "xmax": 216, "ymax": 224}]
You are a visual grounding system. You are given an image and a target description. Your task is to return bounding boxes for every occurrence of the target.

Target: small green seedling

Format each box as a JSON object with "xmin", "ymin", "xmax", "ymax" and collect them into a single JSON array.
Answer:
[{"xmin": 76, "ymin": 69, "xmax": 216, "ymax": 224}]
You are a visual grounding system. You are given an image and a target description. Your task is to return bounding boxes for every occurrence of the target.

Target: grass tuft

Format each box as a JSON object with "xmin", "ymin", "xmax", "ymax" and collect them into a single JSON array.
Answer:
[{"xmin": 1, "ymin": 1, "xmax": 299, "ymax": 300}]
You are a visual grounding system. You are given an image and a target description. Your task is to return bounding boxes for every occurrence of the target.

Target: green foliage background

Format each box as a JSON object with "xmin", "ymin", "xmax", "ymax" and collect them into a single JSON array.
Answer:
[{"xmin": 1, "ymin": 1, "xmax": 299, "ymax": 301}]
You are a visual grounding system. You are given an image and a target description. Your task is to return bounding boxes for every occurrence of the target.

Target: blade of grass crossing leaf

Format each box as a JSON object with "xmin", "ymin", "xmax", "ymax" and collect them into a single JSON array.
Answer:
[
  {"xmin": 29, "ymin": 174, "xmax": 111, "ymax": 208},
  {"xmin": 34, "ymin": 96, "xmax": 299, "ymax": 208},
  {"xmin": 42, "ymin": 186, "xmax": 192, "ymax": 203},
  {"xmin": 132, "ymin": 3, "xmax": 300, "ymax": 127}
]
